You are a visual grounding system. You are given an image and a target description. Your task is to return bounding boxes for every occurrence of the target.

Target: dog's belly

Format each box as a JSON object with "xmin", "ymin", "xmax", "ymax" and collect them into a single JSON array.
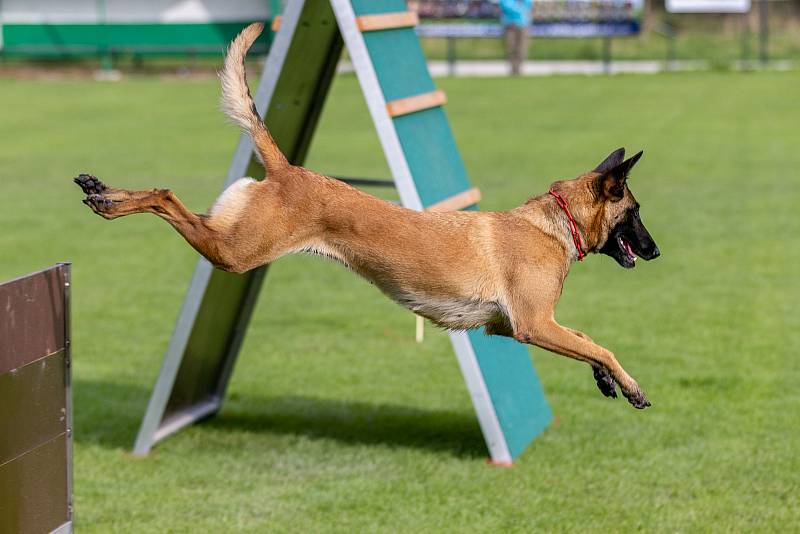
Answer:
[
  {"xmin": 393, "ymin": 291, "xmax": 504, "ymax": 330},
  {"xmin": 297, "ymin": 241, "xmax": 503, "ymax": 330}
]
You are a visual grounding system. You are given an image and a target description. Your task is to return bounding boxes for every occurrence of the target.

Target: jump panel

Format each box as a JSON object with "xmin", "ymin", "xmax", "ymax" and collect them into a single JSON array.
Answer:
[{"xmin": 0, "ymin": 264, "xmax": 72, "ymax": 534}]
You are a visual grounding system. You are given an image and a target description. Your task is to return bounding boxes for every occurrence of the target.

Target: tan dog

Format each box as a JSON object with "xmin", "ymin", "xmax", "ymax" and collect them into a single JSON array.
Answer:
[{"xmin": 75, "ymin": 23, "xmax": 660, "ymax": 408}]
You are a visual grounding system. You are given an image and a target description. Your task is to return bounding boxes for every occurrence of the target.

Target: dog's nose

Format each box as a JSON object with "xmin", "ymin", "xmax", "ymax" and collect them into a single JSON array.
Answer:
[{"xmin": 651, "ymin": 246, "xmax": 661, "ymax": 259}]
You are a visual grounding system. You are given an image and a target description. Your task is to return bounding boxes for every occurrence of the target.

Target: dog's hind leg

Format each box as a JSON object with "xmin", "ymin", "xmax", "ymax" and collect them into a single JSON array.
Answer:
[{"xmin": 74, "ymin": 174, "xmax": 255, "ymax": 272}]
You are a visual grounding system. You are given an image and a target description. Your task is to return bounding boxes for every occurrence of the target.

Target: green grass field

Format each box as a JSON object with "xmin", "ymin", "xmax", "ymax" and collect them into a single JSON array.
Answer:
[{"xmin": 1, "ymin": 70, "xmax": 798, "ymax": 532}]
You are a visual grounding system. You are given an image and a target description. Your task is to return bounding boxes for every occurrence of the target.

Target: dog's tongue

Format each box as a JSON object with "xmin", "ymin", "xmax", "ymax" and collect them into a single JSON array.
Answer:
[{"xmin": 622, "ymin": 239, "xmax": 634, "ymax": 257}]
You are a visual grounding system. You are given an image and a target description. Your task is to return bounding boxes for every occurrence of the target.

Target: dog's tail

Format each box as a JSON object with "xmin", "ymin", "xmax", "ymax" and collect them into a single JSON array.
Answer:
[{"xmin": 220, "ymin": 22, "xmax": 288, "ymax": 174}]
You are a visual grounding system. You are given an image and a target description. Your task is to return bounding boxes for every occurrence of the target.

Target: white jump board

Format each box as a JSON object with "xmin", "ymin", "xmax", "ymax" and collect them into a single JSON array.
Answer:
[{"xmin": 666, "ymin": 0, "xmax": 751, "ymax": 13}]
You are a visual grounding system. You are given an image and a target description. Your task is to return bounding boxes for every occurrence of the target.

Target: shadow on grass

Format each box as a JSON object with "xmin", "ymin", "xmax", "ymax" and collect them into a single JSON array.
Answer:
[
  {"xmin": 73, "ymin": 379, "xmax": 486, "ymax": 459},
  {"xmin": 211, "ymin": 395, "xmax": 487, "ymax": 459}
]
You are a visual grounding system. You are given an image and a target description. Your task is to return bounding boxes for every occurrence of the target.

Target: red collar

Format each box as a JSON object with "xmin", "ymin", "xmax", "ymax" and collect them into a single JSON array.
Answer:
[{"xmin": 548, "ymin": 188, "xmax": 586, "ymax": 261}]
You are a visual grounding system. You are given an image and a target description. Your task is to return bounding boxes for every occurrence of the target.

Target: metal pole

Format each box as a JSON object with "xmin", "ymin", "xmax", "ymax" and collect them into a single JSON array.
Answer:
[
  {"xmin": 741, "ymin": 12, "xmax": 751, "ymax": 70},
  {"xmin": 96, "ymin": 0, "xmax": 112, "ymax": 71},
  {"xmin": 602, "ymin": 36, "xmax": 612, "ymax": 74},
  {"xmin": 666, "ymin": 20, "xmax": 677, "ymax": 72},
  {"xmin": 758, "ymin": 0, "xmax": 768, "ymax": 66},
  {"xmin": 0, "ymin": 0, "xmax": 5, "ymax": 57},
  {"xmin": 447, "ymin": 36, "xmax": 456, "ymax": 76},
  {"xmin": 60, "ymin": 263, "xmax": 74, "ymax": 529}
]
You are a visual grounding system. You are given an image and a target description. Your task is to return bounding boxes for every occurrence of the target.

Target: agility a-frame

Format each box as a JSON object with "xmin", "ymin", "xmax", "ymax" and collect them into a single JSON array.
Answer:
[{"xmin": 134, "ymin": 0, "xmax": 552, "ymax": 464}]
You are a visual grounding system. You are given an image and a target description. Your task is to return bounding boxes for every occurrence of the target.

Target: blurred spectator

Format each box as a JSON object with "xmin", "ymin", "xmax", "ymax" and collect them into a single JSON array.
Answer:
[{"xmin": 500, "ymin": 0, "xmax": 533, "ymax": 75}]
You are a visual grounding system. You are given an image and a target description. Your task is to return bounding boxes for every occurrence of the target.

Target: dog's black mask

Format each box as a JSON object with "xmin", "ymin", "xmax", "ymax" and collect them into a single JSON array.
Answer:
[{"xmin": 600, "ymin": 204, "xmax": 660, "ymax": 269}]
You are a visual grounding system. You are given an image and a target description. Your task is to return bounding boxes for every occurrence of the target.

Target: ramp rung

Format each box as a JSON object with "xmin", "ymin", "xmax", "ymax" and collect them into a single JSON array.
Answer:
[
  {"xmin": 273, "ymin": 12, "xmax": 418, "ymax": 33},
  {"xmin": 386, "ymin": 90, "xmax": 447, "ymax": 118},
  {"xmin": 356, "ymin": 11, "xmax": 419, "ymax": 32},
  {"xmin": 426, "ymin": 187, "xmax": 482, "ymax": 212},
  {"xmin": 332, "ymin": 176, "xmax": 395, "ymax": 188}
]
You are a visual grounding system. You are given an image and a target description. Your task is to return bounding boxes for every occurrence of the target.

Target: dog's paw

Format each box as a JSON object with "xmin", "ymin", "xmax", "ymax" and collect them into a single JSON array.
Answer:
[
  {"xmin": 74, "ymin": 174, "xmax": 107, "ymax": 195},
  {"xmin": 622, "ymin": 385, "xmax": 651, "ymax": 409},
  {"xmin": 593, "ymin": 367, "xmax": 617, "ymax": 398},
  {"xmin": 82, "ymin": 194, "xmax": 115, "ymax": 218}
]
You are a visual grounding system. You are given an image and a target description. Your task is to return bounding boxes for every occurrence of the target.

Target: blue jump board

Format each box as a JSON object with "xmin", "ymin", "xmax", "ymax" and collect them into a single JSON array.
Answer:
[
  {"xmin": 352, "ymin": 0, "xmax": 552, "ymax": 459},
  {"xmin": 467, "ymin": 330, "xmax": 552, "ymax": 458}
]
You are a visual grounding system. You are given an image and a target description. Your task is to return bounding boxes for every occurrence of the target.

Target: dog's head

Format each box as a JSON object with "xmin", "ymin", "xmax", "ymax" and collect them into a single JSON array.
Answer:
[{"xmin": 588, "ymin": 148, "xmax": 660, "ymax": 269}]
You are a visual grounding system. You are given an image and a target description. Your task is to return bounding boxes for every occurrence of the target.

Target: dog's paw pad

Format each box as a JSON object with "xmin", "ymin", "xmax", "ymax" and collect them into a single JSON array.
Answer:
[
  {"xmin": 74, "ymin": 174, "xmax": 107, "ymax": 195},
  {"xmin": 83, "ymin": 194, "xmax": 113, "ymax": 213},
  {"xmin": 593, "ymin": 367, "xmax": 617, "ymax": 398}
]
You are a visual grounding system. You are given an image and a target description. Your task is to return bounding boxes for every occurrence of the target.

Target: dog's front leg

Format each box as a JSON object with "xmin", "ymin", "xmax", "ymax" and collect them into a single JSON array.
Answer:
[
  {"xmin": 559, "ymin": 327, "xmax": 619, "ymax": 399},
  {"xmin": 510, "ymin": 313, "xmax": 649, "ymax": 408},
  {"xmin": 564, "ymin": 327, "xmax": 593, "ymax": 342}
]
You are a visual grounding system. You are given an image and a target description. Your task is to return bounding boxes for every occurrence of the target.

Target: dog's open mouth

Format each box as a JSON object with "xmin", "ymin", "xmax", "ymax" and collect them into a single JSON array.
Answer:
[{"xmin": 618, "ymin": 235, "xmax": 637, "ymax": 263}]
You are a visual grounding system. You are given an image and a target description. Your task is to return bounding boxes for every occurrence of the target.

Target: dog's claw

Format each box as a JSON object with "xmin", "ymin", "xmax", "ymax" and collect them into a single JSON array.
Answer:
[
  {"xmin": 593, "ymin": 367, "xmax": 650, "ymax": 409},
  {"xmin": 622, "ymin": 387, "xmax": 651, "ymax": 409},
  {"xmin": 74, "ymin": 173, "xmax": 107, "ymax": 195},
  {"xmin": 593, "ymin": 367, "xmax": 618, "ymax": 398}
]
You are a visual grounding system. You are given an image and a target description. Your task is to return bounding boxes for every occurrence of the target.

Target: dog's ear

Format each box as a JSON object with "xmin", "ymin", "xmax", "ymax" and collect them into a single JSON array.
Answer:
[
  {"xmin": 620, "ymin": 150, "xmax": 643, "ymax": 176},
  {"xmin": 594, "ymin": 147, "xmax": 626, "ymax": 174},
  {"xmin": 597, "ymin": 150, "xmax": 643, "ymax": 201}
]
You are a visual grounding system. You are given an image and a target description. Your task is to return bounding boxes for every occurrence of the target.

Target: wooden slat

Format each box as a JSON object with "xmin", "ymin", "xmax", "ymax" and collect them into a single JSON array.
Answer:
[
  {"xmin": 386, "ymin": 90, "xmax": 447, "ymax": 118},
  {"xmin": 356, "ymin": 11, "xmax": 418, "ymax": 32},
  {"xmin": 426, "ymin": 187, "xmax": 482, "ymax": 212},
  {"xmin": 274, "ymin": 12, "xmax": 418, "ymax": 36}
]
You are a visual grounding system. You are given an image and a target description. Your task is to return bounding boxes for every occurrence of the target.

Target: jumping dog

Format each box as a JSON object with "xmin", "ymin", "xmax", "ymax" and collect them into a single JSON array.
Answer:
[{"xmin": 74, "ymin": 23, "xmax": 660, "ymax": 408}]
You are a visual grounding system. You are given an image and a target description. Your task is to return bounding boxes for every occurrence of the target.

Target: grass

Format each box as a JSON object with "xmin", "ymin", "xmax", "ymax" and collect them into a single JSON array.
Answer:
[{"xmin": 1, "ymin": 70, "xmax": 799, "ymax": 532}]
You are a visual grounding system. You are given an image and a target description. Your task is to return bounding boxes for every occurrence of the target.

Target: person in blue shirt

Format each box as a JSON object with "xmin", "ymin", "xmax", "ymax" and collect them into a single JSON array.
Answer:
[{"xmin": 499, "ymin": 0, "xmax": 533, "ymax": 75}]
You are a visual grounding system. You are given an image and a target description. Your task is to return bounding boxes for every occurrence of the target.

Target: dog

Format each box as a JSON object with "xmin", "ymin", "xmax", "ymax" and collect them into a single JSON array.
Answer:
[{"xmin": 74, "ymin": 23, "xmax": 660, "ymax": 408}]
